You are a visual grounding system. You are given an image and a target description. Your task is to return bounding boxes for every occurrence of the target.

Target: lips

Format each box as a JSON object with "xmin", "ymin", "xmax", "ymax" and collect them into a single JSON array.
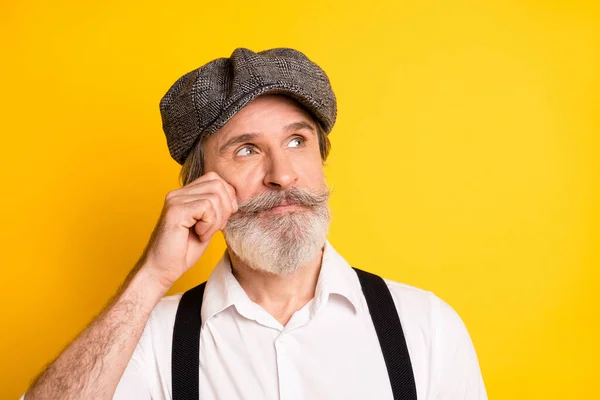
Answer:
[
  {"xmin": 271, "ymin": 203, "xmax": 293, "ymax": 210},
  {"xmin": 267, "ymin": 201, "xmax": 302, "ymax": 212}
]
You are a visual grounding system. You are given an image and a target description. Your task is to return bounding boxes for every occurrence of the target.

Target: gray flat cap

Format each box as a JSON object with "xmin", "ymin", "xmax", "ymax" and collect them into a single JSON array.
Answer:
[{"xmin": 159, "ymin": 47, "xmax": 337, "ymax": 165}]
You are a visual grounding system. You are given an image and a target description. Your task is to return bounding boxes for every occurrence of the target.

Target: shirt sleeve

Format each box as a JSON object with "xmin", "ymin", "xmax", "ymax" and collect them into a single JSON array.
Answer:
[
  {"xmin": 113, "ymin": 343, "xmax": 152, "ymax": 400},
  {"xmin": 112, "ymin": 309, "xmax": 157, "ymax": 400},
  {"xmin": 432, "ymin": 295, "xmax": 488, "ymax": 400},
  {"xmin": 17, "ymin": 342, "xmax": 152, "ymax": 400},
  {"xmin": 18, "ymin": 349, "xmax": 151, "ymax": 400}
]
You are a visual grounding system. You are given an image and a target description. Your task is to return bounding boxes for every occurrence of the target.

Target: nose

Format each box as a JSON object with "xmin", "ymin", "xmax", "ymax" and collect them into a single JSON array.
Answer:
[{"xmin": 263, "ymin": 150, "xmax": 298, "ymax": 190}]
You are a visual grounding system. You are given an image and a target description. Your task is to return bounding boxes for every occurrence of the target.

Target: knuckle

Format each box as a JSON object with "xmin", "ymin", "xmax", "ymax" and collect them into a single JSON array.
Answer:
[
  {"xmin": 215, "ymin": 182, "xmax": 231, "ymax": 200},
  {"xmin": 201, "ymin": 193, "xmax": 218, "ymax": 207},
  {"xmin": 173, "ymin": 200, "xmax": 199, "ymax": 216},
  {"xmin": 197, "ymin": 198, "xmax": 212, "ymax": 209},
  {"xmin": 206, "ymin": 179, "xmax": 223, "ymax": 191},
  {"xmin": 214, "ymin": 178, "xmax": 226, "ymax": 190},
  {"xmin": 165, "ymin": 189, "xmax": 178, "ymax": 202}
]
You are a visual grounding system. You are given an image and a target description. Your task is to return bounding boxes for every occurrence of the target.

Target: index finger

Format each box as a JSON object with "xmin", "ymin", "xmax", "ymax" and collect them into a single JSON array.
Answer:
[{"xmin": 200, "ymin": 171, "xmax": 238, "ymax": 211}]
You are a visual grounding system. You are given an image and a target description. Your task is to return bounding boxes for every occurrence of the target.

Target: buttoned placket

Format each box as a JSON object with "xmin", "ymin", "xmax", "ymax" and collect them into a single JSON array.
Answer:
[{"xmin": 239, "ymin": 296, "xmax": 324, "ymax": 400}]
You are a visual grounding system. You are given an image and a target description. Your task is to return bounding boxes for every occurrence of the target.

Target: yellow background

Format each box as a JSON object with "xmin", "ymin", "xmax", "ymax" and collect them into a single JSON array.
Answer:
[{"xmin": 1, "ymin": 0, "xmax": 598, "ymax": 398}]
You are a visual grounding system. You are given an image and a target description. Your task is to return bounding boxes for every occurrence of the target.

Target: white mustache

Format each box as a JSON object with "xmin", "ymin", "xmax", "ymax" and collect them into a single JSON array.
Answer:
[{"xmin": 234, "ymin": 187, "xmax": 331, "ymax": 215}]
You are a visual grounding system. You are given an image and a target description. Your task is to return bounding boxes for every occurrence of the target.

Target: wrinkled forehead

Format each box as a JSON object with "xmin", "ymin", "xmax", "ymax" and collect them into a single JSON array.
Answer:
[{"xmin": 206, "ymin": 94, "xmax": 320, "ymax": 148}]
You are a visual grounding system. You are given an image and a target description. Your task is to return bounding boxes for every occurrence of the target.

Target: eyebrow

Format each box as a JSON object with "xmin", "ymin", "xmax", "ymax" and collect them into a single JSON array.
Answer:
[{"xmin": 218, "ymin": 121, "xmax": 316, "ymax": 155}]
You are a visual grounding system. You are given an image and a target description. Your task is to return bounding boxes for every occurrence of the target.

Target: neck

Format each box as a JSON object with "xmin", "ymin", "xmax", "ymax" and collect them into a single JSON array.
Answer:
[{"xmin": 227, "ymin": 246, "xmax": 324, "ymax": 327}]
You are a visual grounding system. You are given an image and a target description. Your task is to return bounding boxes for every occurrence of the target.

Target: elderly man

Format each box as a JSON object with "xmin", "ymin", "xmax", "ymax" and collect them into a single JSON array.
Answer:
[{"xmin": 23, "ymin": 48, "xmax": 487, "ymax": 399}]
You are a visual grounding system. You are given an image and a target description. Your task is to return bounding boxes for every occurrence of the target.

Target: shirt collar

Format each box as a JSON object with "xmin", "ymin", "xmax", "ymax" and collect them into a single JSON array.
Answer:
[
  {"xmin": 310, "ymin": 240, "xmax": 361, "ymax": 315},
  {"xmin": 200, "ymin": 240, "xmax": 362, "ymax": 326}
]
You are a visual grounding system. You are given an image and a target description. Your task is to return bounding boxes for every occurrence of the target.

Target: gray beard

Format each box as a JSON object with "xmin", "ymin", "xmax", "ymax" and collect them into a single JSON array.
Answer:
[{"xmin": 223, "ymin": 202, "xmax": 331, "ymax": 276}]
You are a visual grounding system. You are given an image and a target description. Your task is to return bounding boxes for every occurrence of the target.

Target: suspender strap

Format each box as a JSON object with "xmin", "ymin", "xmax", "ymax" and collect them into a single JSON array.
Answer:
[
  {"xmin": 172, "ymin": 281, "xmax": 206, "ymax": 400},
  {"xmin": 353, "ymin": 267, "xmax": 418, "ymax": 400},
  {"xmin": 172, "ymin": 270, "xmax": 416, "ymax": 400}
]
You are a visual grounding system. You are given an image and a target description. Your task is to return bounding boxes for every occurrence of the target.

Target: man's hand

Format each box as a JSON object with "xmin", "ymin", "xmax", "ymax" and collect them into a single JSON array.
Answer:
[
  {"xmin": 140, "ymin": 171, "xmax": 238, "ymax": 290},
  {"xmin": 23, "ymin": 171, "xmax": 238, "ymax": 400}
]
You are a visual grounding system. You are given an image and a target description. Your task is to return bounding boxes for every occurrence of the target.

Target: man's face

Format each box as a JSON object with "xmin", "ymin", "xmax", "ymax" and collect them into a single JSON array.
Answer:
[
  {"xmin": 202, "ymin": 94, "xmax": 331, "ymax": 275},
  {"xmin": 202, "ymin": 94, "xmax": 327, "ymax": 202}
]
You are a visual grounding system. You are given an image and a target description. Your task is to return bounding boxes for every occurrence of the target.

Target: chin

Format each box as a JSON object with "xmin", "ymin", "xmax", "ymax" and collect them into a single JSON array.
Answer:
[{"xmin": 223, "ymin": 207, "xmax": 330, "ymax": 276}]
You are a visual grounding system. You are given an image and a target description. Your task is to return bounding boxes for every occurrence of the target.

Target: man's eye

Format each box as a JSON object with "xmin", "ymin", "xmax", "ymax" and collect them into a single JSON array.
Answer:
[
  {"xmin": 235, "ymin": 147, "xmax": 255, "ymax": 157},
  {"xmin": 288, "ymin": 137, "xmax": 305, "ymax": 148}
]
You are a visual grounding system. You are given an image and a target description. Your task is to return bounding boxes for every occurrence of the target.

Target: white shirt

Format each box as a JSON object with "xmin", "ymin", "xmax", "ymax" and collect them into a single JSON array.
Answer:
[{"xmin": 112, "ymin": 241, "xmax": 487, "ymax": 399}]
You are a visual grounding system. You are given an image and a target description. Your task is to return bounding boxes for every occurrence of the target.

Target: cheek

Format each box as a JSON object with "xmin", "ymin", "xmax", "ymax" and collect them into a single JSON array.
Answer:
[
  {"xmin": 203, "ymin": 155, "xmax": 262, "ymax": 202},
  {"xmin": 224, "ymin": 165, "xmax": 265, "ymax": 201},
  {"xmin": 295, "ymin": 154, "xmax": 326, "ymax": 187}
]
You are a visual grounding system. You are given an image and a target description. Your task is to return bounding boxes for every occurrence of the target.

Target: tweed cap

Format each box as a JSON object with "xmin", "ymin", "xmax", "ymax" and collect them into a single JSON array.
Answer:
[{"xmin": 159, "ymin": 47, "xmax": 337, "ymax": 165}]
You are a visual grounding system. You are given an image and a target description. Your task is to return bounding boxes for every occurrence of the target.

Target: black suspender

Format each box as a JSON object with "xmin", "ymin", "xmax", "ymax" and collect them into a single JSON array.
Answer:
[
  {"xmin": 353, "ymin": 267, "xmax": 418, "ymax": 400},
  {"xmin": 172, "ymin": 282, "xmax": 206, "ymax": 400},
  {"xmin": 171, "ymin": 268, "xmax": 417, "ymax": 400}
]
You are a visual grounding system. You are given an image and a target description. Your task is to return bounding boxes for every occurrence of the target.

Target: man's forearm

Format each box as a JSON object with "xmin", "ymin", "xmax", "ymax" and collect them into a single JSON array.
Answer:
[{"xmin": 25, "ymin": 265, "xmax": 168, "ymax": 400}]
